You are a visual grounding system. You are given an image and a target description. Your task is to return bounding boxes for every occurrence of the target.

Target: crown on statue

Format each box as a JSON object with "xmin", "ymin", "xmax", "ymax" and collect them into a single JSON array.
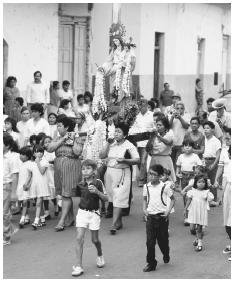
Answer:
[{"xmin": 109, "ymin": 23, "xmax": 126, "ymax": 42}]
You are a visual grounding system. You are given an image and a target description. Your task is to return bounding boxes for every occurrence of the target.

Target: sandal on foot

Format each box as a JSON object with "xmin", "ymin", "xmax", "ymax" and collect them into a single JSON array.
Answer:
[
  {"xmin": 19, "ymin": 222, "xmax": 24, "ymax": 229},
  {"xmin": 54, "ymin": 225, "xmax": 65, "ymax": 232},
  {"xmin": 195, "ymin": 245, "xmax": 202, "ymax": 252},
  {"xmin": 193, "ymin": 239, "xmax": 198, "ymax": 246},
  {"xmin": 32, "ymin": 222, "xmax": 42, "ymax": 230},
  {"xmin": 110, "ymin": 227, "xmax": 116, "ymax": 235},
  {"xmin": 24, "ymin": 219, "xmax": 30, "ymax": 225}
]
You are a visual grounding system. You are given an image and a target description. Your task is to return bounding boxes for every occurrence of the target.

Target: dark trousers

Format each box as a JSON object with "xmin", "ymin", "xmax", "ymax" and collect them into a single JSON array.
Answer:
[
  {"xmin": 225, "ymin": 226, "xmax": 231, "ymax": 240},
  {"xmin": 138, "ymin": 147, "xmax": 147, "ymax": 184},
  {"xmin": 205, "ymin": 158, "xmax": 218, "ymax": 201},
  {"xmin": 146, "ymin": 214, "xmax": 169, "ymax": 265}
]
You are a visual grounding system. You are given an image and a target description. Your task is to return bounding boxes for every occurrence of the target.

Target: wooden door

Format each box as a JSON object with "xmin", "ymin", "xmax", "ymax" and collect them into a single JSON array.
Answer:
[
  {"xmin": 74, "ymin": 23, "xmax": 86, "ymax": 95},
  {"xmin": 58, "ymin": 24, "xmax": 73, "ymax": 85},
  {"xmin": 59, "ymin": 17, "xmax": 87, "ymax": 95}
]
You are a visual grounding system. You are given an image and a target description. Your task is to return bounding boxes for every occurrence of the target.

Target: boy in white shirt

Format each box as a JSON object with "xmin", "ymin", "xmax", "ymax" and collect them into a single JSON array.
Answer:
[
  {"xmin": 203, "ymin": 121, "xmax": 221, "ymax": 202},
  {"xmin": 58, "ymin": 80, "xmax": 73, "ymax": 103},
  {"xmin": 143, "ymin": 164, "xmax": 175, "ymax": 272}
]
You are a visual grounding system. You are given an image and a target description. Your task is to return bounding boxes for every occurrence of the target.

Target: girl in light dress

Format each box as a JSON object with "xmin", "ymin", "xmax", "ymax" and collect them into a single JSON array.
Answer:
[
  {"xmin": 4, "ymin": 117, "xmax": 20, "ymax": 147},
  {"xmin": 42, "ymin": 136, "xmax": 60, "ymax": 219},
  {"xmin": 161, "ymin": 168, "xmax": 176, "ymax": 214},
  {"xmin": 17, "ymin": 147, "xmax": 33, "ymax": 228},
  {"xmin": 48, "ymin": 113, "xmax": 58, "ymax": 140},
  {"xmin": 29, "ymin": 145, "xmax": 51, "ymax": 229},
  {"xmin": 184, "ymin": 174, "xmax": 214, "ymax": 251}
]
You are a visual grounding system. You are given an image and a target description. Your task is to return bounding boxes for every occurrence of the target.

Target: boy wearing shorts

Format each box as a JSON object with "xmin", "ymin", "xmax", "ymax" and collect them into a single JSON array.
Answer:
[{"xmin": 72, "ymin": 159, "xmax": 108, "ymax": 277}]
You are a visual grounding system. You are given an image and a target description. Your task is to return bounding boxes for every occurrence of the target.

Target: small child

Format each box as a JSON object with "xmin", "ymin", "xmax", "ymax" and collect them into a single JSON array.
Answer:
[
  {"xmin": 72, "ymin": 159, "xmax": 108, "ymax": 277},
  {"xmin": 29, "ymin": 145, "xmax": 51, "ymax": 229},
  {"xmin": 176, "ymin": 140, "xmax": 202, "ymax": 225},
  {"xmin": 42, "ymin": 136, "xmax": 58, "ymax": 218},
  {"xmin": 160, "ymin": 168, "xmax": 175, "ymax": 214},
  {"xmin": 184, "ymin": 174, "xmax": 214, "ymax": 251},
  {"xmin": 143, "ymin": 164, "xmax": 175, "ymax": 272},
  {"xmin": 48, "ymin": 113, "xmax": 58, "ymax": 139},
  {"xmin": 17, "ymin": 147, "xmax": 33, "ymax": 228}
]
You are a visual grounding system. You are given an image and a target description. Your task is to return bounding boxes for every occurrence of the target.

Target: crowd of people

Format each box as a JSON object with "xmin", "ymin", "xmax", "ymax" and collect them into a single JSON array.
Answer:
[{"xmin": 3, "ymin": 71, "xmax": 231, "ymax": 276}]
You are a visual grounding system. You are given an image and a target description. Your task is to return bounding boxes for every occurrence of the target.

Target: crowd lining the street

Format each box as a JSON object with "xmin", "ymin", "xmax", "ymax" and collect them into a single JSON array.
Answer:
[{"xmin": 3, "ymin": 71, "xmax": 231, "ymax": 276}]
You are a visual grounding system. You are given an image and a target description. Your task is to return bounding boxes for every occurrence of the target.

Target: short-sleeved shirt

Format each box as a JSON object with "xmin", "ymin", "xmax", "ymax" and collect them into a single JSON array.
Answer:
[
  {"xmin": 218, "ymin": 147, "xmax": 231, "ymax": 182},
  {"xmin": 107, "ymin": 140, "xmax": 139, "ymax": 169},
  {"xmin": 152, "ymin": 130, "xmax": 174, "ymax": 155},
  {"xmin": 58, "ymin": 89, "xmax": 73, "ymax": 101},
  {"xmin": 176, "ymin": 153, "xmax": 202, "ymax": 172},
  {"xmin": 160, "ymin": 90, "xmax": 174, "ymax": 106},
  {"xmin": 77, "ymin": 179, "xmax": 106, "ymax": 211},
  {"xmin": 203, "ymin": 136, "xmax": 221, "ymax": 158},
  {"xmin": 27, "ymin": 118, "xmax": 50, "ymax": 136},
  {"xmin": 171, "ymin": 113, "xmax": 191, "ymax": 146},
  {"xmin": 143, "ymin": 181, "xmax": 173, "ymax": 214}
]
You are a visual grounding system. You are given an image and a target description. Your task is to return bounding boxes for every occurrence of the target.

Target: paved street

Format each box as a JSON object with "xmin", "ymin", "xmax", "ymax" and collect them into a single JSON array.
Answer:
[{"xmin": 3, "ymin": 185, "xmax": 231, "ymax": 279}]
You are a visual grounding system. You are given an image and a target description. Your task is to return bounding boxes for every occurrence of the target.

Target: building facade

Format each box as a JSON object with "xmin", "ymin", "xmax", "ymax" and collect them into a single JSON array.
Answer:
[{"xmin": 3, "ymin": 3, "xmax": 231, "ymax": 113}]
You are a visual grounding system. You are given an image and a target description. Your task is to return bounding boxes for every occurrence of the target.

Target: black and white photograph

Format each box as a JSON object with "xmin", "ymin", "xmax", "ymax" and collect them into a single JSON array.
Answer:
[{"xmin": 2, "ymin": 1, "xmax": 231, "ymax": 279}]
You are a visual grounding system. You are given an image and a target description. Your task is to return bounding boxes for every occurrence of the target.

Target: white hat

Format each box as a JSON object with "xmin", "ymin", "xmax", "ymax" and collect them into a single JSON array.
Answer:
[
  {"xmin": 172, "ymin": 93, "xmax": 181, "ymax": 99},
  {"xmin": 212, "ymin": 98, "xmax": 226, "ymax": 109}
]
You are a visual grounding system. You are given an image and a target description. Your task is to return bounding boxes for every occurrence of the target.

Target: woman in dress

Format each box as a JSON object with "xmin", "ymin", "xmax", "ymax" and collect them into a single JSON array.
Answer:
[
  {"xmin": 100, "ymin": 122, "xmax": 140, "ymax": 235},
  {"xmin": 47, "ymin": 116, "xmax": 84, "ymax": 231},
  {"xmin": 145, "ymin": 116, "xmax": 176, "ymax": 182},
  {"xmin": 3, "ymin": 76, "xmax": 20, "ymax": 117}
]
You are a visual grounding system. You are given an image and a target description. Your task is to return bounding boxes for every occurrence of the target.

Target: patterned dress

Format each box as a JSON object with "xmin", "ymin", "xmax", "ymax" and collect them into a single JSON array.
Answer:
[{"xmin": 54, "ymin": 138, "xmax": 82, "ymax": 197}]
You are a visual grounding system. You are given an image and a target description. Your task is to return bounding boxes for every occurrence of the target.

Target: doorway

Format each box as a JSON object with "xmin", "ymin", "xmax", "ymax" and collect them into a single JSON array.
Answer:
[
  {"xmin": 153, "ymin": 32, "xmax": 164, "ymax": 99},
  {"xmin": 59, "ymin": 17, "xmax": 87, "ymax": 96}
]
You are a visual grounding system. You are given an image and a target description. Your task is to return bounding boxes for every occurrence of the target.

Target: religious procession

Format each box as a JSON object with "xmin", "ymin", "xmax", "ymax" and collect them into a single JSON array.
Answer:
[{"xmin": 3, "ymin": 2, "xmax": 231, "ymax": 279}]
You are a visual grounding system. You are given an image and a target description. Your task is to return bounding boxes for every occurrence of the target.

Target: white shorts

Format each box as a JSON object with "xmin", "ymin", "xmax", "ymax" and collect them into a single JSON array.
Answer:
[{"xmin": 76, "ymin": 208, "xmax": 101, "ymax": 231}]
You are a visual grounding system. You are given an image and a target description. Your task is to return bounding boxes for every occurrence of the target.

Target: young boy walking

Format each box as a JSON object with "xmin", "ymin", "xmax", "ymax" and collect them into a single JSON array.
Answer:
[
  {"xmin": 143, "ymin": 164, "xmax": 175, "ymax": 272},
  {"xmin": 72, "ymin": 159, "xmax": 108, "ymax": 277}
]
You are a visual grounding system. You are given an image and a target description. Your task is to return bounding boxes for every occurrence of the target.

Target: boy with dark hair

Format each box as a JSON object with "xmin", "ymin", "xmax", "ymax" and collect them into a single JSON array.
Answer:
[
  {"xmin": 206, "ymin": 97, "xmax": 215, "ymax": 113},
  {"xmin": 143, "ymin": 164, "xmax": 175, "ymax": 272},
  {"xmin": 58, "ymin": 80, "xmax": 73, "ymax": 102},
  {"xmin": 72, "ymin": 159, "xmax": 108, "ymax": 277}
]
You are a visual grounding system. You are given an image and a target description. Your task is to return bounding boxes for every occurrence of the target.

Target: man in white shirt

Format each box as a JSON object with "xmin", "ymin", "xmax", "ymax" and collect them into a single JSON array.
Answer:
[
  {"xmin": 26, "ymin": 71, "xmax": 49, "ymax": 112},
  {"xmin": 208, "ymin": 98, "xmax": 231, "ymax": 132},
  {"xmin": 203, "ymin": 121, "xmax": 221, "ymax": 202},
  {"xmin": 129, "ymin": 99, "xmax": 154, "ymax": 186}
]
